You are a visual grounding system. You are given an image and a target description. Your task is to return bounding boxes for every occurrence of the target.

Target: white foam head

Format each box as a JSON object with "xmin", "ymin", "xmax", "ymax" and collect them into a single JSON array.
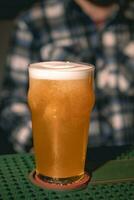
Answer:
[{"xmin": 29, "ymin": 61, "xmax": 94, "ymax": 80}]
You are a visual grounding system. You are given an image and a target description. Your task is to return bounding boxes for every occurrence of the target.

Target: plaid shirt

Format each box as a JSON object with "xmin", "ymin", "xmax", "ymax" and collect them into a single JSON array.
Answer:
[{"xmin": 0, "ymin": 0, "xmax": 134, "ymax": 153}]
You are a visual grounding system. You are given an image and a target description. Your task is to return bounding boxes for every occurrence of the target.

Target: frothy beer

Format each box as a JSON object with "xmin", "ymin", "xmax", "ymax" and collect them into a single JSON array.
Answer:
[{"xmin": 28, "ymin": 61, "xmax": 95, "ymax": 182}]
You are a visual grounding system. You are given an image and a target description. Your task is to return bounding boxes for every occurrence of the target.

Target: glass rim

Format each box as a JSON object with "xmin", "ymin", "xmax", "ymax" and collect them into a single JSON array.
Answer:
[{"xmin": 29, "ymin": 61, "xmax": 95, "ymax": 72}]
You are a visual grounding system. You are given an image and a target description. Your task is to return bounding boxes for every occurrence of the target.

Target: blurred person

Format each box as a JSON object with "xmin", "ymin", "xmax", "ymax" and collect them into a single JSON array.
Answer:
[{"xmin": 0, "ymin": 0, "xmax": 134, "ymax": 154}]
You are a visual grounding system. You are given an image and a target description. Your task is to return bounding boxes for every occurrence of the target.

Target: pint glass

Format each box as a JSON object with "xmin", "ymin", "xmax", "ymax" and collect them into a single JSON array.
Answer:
[{"xmin": 28, "ymin": 61, "xmax": 95, "ymax": 190}]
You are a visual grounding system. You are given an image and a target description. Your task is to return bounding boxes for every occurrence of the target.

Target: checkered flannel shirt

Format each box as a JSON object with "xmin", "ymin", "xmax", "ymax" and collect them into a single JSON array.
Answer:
[{"xmin": 0, "ymin": 0, "xmax": 134, "ymax": 153}]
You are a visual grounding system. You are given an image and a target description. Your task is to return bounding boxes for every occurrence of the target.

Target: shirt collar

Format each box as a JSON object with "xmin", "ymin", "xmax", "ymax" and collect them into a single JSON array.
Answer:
[{"xmin": 67, "ymin": 1, "xmax": 127, "ymax": 26}]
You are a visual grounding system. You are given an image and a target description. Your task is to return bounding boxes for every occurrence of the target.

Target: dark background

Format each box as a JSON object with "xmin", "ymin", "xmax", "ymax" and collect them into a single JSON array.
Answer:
[{"xmin": 0, "ymin": 0, "xmax": 37, "ymax": 19}]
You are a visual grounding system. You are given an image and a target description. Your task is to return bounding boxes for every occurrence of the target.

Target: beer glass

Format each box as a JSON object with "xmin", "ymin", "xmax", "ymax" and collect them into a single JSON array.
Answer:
[{"xmin": 28, "ymin": 61, "xmax": 95, "ymax": 190}]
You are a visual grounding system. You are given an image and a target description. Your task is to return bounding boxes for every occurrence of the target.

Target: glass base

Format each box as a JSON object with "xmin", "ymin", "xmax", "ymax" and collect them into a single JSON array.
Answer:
[{"xmin": 29, "ymin": 170, "xmax": 90, "ymax": 191}]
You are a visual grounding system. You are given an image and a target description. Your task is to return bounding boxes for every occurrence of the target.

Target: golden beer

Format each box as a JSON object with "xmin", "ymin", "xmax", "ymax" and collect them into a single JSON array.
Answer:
[{"xmin": 28, "ymin": 61, "xmax": 95, "ymax": 186}]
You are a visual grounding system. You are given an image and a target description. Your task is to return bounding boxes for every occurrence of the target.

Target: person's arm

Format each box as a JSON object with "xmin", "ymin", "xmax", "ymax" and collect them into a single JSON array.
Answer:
[{"xmin": 0, "ymin": 18, "xmax": 34, "ymax": 154}]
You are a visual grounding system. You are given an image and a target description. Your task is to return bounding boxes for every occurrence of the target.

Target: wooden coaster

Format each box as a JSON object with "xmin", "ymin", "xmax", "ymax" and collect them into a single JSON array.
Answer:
[{"xmin": 29, "ymin": 170, "xmax": 90, "ymax": 191}]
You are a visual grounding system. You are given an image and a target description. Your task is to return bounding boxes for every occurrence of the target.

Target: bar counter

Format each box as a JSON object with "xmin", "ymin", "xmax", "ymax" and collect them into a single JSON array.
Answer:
[{"xmin": 0, "ymin": 146, "xmax": 134, "ymax": 200}]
